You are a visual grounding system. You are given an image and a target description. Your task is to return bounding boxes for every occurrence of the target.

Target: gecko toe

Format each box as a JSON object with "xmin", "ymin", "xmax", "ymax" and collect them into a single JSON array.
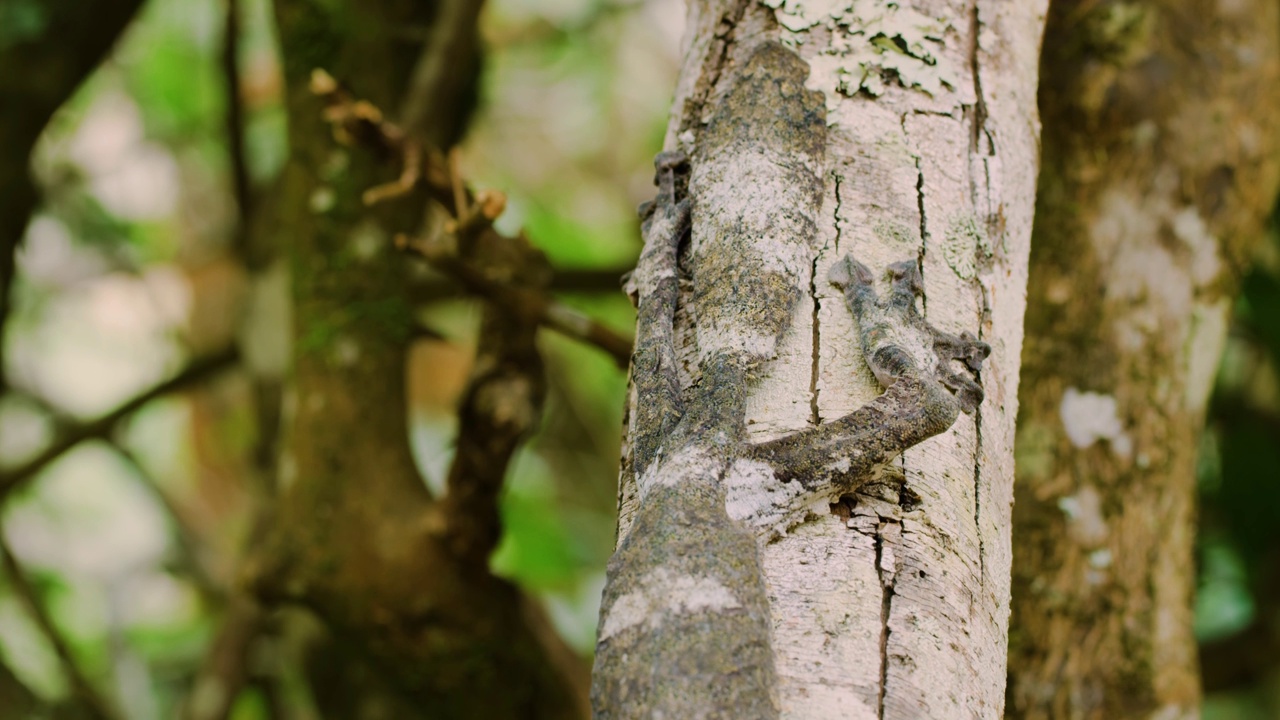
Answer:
[
  {"xmin": 828, "ymin": 255, "xmax": 874, "ymax": 290},
  {"xmin": 887, "ymin": 260, "xmax": 924, "ymax": 297}
]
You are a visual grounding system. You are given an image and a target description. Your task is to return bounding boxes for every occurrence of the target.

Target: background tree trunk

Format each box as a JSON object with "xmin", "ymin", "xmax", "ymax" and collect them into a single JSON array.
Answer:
[
  {"xmin": 599, "ymin": 1, "xmax": 1044, "ymax": 717},
  {"xmin": 1007, "ymin": 1, "xmax": 1280, "ymax": 717},
  {"xmin": 231, "ymin": 0, "xmax": 588, "ymax": 716}
]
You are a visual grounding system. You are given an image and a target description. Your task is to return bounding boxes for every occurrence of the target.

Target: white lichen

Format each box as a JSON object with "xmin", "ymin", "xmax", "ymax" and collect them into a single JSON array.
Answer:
[
  {"xmin": 279, "ymin": 453, "xmax": 298, "ymax": 491},
  {"xmin": 636, "ymin": 445, "xmax": 720, "ymax": 497},
  {"xmin": 332, "ymin": 336, "xmax": 361, "ymax": 367},
  {"xmin": 723, "ymin": 457, "xmax": 810, "ymax": 535},
  {"xmin": 237, "ymin": 261, "xmax": 292, "ymax": 380},
  {"xmin": 1057, "ymin": 483, "xmax": 1109, "ymax": 546},
  {"xmin": 764, "ymin": 0, "xmax": 958, "ymax": 98},
  {"xmin": 1059, "ymin": 387, "xmax": 1132, "ymax": 458}
]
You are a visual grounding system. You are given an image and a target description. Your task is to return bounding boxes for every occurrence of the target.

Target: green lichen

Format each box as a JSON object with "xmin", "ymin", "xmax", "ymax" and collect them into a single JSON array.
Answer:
[
  {"xmin": 764, "ymin": 0, "xmax": 958, "ymax": 98},
  {"xmin": 941, "ymin": 214, "xmax": 992, "ymax": 280},
  {"xmin": 874, "ymin": 220, "xmax": 918, "ymax": 247}
]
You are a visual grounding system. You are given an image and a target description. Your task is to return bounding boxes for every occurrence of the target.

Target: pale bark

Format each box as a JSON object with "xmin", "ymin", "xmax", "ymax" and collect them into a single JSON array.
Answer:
[
  {"xmin": 1007, "ymin": 1, "xmax": 1280, "ymax": 718},
  {"xmin": 605, "ymin": 1, "xmax": 1045, "ymax": 717}
]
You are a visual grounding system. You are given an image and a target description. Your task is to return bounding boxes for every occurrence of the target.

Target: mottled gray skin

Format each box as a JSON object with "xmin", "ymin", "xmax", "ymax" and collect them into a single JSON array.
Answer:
[
  {"xmin": 747, "ymin": 257, "xmax": 990, "ymax": 490},
  {"xmin": 592, "ymin": 41, "xmax": 989, "ymax": 719},
  {"xmin": 596, "ymin": 148, "xmax": 778, "ymax": 720}
]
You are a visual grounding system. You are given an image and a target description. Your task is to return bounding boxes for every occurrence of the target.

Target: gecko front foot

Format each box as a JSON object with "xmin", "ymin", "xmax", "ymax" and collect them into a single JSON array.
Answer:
[{"xmin": 829, "ymin": 255, "xmax": 990, "ymax": 413}]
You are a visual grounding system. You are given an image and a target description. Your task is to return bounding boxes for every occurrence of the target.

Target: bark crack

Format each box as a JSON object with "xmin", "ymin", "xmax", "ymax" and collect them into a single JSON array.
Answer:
[
  {"xmin": 913, "ymin": 153, "xmax": 929, "ymax": 314},
  {"xmin": 973, "ymin": 408, "xmax": 985, "ymax": 588},
  {"xmin": 967, "ymin": 3, "xmax": 989, "ymax": 156},
  {"xmin": 973, "ymin": 285, "xmax": 992, "ymax": 590},
  {"xmin": 875, "ymin": 518, "xmax": 898, "ymax": 720},
  {"xmin": 809, "ymin": 175, "xmax": 840, "ymax": 426},
  {"xmin": 900, "ymin": 112, "xmax": 929, "ymax": 303},
  {"xmin": 809, "ymin": 247, "xmax": 823, "ymax": 426},
  {"xmin": 832, "ymin": 172, "xmax": 844, "ymax": 255}
]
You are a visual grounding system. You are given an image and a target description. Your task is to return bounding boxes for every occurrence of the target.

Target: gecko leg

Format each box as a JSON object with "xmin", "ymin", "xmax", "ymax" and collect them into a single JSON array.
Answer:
[
  {"xmin": 745, "ymin": 255, "xmax": 988, "ymax": 498},
  {"xmin": 627, "ymin": 151, "xmax": 690, "ymax": 478}
]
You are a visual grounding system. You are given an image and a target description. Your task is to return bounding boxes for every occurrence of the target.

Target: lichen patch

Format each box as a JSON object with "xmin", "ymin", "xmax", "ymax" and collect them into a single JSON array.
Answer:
[
  {"xmin": 1059, "ymin": 387, "xmax": 1132, "ymax": 458},
  {"xmin": 764, "ymin": 0, "xmax": 959, "ymax": 99}
]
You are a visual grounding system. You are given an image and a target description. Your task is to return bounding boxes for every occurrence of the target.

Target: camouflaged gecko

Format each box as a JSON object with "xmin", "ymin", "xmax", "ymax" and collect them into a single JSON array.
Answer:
[{"xmin": 590, "ymin": 41, "xmax": 989, "ymax": 720}]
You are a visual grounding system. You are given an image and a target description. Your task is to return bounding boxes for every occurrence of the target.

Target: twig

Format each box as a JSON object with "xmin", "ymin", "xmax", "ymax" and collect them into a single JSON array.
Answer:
[
  {"xmin": 449, "ymin": 148, "xmax": 469, "ymax": 224},
  {"xmin": 408, "ymin": 266, "xmax": 632, "ymax": 304},
  {"xmin": 222, "ymin": 0, "xmax": 252, "ymax": 260},
  {"xmin": 0, "ymin": 534, "xmax": 118, "ymax": 720},
  {"xmin": 398, "ymin": 0, "xmax": 486, "ymax": 148},
  {"xmin": 311, "ymin": 76, "xmax": 634, "ymax": 365},
  {"xmin": 110, "ymin": 444, "xmax": 225, "ymax": 606},
  {"xmin": 400, "ymin": 237, "xmax": 633, "ymax": 364},
  {"xmin": 180, "ymin": 596, "xmax": 265, "ymax": 720},
  {"xmin": 0, "ymin": 348, "xmax": 239, "ymax": 501}
]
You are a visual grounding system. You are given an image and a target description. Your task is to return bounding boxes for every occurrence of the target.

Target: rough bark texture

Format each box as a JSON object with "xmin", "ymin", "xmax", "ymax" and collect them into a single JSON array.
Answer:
[
  {"xmin": 237, "ymin": 1, "xmax": 586, "ymax": 717},
  {"xmin": 601, "ymin": 1, "xmax": 1045, "ymax": 718},
  {"xmin": 1006, "ymin": 1, "xmax": 1280, "ymax": 718}
]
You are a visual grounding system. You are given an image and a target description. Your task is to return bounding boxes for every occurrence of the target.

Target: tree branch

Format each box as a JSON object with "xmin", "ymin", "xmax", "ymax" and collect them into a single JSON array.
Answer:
[
  {"xmin": 0, "ymin": 348, "xmax": 239, "ymax": 501},
  {"xmin": 311, "ymin": 73, "xmax": 634, "ymax": 365},
  {"xmin": 402, "ymin": 239, "xmax": 633, "ymax": 364},
  {"xmin": 222, "ymin": 0, "xmax": 253, "ymax": 260},
  {"xmin": 109, "ymin": 444, "xmax": 225, "ymax": 605},
  {"xmin": 0, "ymin": 534, "xmax": 118, "ymax": 720},
  {"xmin": 398, "ymin": 0, "xmax": 485, "ymax": 149},
  {"xmin": 0, "ymin": 0, "xmax": 148, "ymax": 397},
  {"xmin": 180, "ymin": 596, "xmax": 266, "ymax": 720},
  {"xmin": 407, "ymin": 266, "xmax": 630, "ymax": 303}
]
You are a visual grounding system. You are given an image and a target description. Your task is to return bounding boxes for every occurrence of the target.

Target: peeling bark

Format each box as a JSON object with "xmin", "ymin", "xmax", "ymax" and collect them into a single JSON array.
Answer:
[
  {"xmin": 602, "ymin": 1, "xmax": 1045, "ymax": 717},
  {"xmin": 1007, "ymin": 1, "xmax": 1280, "ymax": 718}
]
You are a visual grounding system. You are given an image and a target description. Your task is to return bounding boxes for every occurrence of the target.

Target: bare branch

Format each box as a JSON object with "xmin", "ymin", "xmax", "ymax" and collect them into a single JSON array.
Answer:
[
  {"xmin": 109, "ymin": 444, "xmax": 226, "ymax": 605},
  {"xmin": 0, "ymin": 535, "xmax": 118, "ymax": 720},
  {"xmin": 180, "ymin": 596, "xmax": 266, "ymax": 720},
  {"xmin": 311, "ymin": 74, "xmax": 634, "ymax": 365},
  {"xmin": 0, "ymin": 348, "xmax": 239, "ymax": 501},
  {"xmin": 401, "ymin": 237, "xmax": 633, "ymax": 364},
  {"xmin": 399, "ymin": 0, "xmax": 485, "ymax": 149},
  {"xmin": 0, "ymin": 0, "xmax": 148, "ymax": 397},
  {"xmin": 408, "ymin": 266, "xmax": 632, "ymax": 303},
  {"xmin": 221, "ymin": 0, "xmax": 253, "ymax": 261}
]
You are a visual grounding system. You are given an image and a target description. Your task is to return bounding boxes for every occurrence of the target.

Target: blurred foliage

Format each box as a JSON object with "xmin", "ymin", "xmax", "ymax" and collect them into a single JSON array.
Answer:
[
  {"xmin": 1, "ymin": 0, "xmax": 680, "ymax": 714},
  {"xmin": 1199, "ymin": 218, "xmax": 1280, "ymax": 719}
]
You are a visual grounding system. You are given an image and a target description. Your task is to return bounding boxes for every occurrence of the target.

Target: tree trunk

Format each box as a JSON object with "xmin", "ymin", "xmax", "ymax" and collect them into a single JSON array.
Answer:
[
  {"xmin": 1007, "ymin": 1, "xmax": 1280, "ymax": 718},
  {"xmin": 232, "ymin": 0, "xmax": 587, "ymax": 716},
  {"xmin": 592, "ymin": 1, "xmax": 1045, "ymax": 717}
]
